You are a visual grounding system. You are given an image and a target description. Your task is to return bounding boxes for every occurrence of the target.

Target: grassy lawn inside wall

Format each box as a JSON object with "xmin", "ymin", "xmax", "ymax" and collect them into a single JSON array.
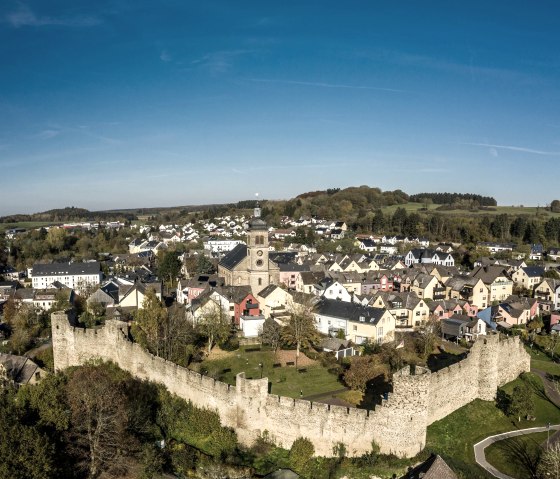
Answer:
[
  {"xmin": 484, "ymin": 432, "xmax": 548, "ymax": 479},
  {"xmin": 425, "ymin": 372, "xmax": 560, "ymax": 478},
  {"xmin": 192, "ymin": 347, "xmax": 345, "ymax": 398}
]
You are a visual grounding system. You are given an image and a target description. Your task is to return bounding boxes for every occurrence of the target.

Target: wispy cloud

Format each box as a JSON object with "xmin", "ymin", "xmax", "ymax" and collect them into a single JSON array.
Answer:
[
  {"xmin": 462, "ymin": 142, "xmax": 560, "ymax": 156},
  {"xmin": 191, "ymin": 50, "xmax": 254, "ymax": 74},
  {"xmin": 36, "ymin": 129, "xmax": 61, "ymax": 140},
  {"xmin": 160, "ymin": 50, "xmax": 172, "ymax": 63},
  {"xmin": 250, "ymin": 78, "xmax": 409, "ymax": 93},
  {"xmin": 363, "ymin": 49, "xmax": 539, "ymax": 85},
  {"xmin": 231, "ymin": 163, "xmax": 343, "ymax": 174},
  {"xmin": 6, "ymin": 4, "xmax": 100, "ymax": 28}
]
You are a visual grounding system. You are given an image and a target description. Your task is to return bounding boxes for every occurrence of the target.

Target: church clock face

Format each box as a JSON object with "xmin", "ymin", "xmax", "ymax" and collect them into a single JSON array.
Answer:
[
  {"xmin": 257, "ymin": 250, "xmax": 263, "ymax": 256},
  {"xmin": 256, "ymin": 259, "xmax": 264, "ymax": 267}
]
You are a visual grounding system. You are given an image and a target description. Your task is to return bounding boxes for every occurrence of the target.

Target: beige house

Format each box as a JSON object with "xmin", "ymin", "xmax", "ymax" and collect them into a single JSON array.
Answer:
[
  {"xmin": 369, "ymin": 291, "xmax": 429, "ymax": 327},
  {"xmin": 471, "ymin": 265, "xmax": 513, "ymax": 303},
  {"xmin": 295, "ymin": 271, "xmax": 325, "ymax": 294},
  {"xmin": 408, "ymin": 273, "xmax": 445, "ymax": 301},
  {"xmin": 119, "ymin": 282, "xmax": 163, "ymax": 309},
  {"xmin": 445, "ymin": 277, "xmax": 489, "ymax": 309},
  {"xmin": 512, "ymin": 266, "xmax": 544, "ymax": 291},
  {"xmin": 257, "ymin": 284, "xmax": 291, "ymax": 319},
  {"xmin": 535, "ymin": 278, "xmax": 560, "ymax": 310}
]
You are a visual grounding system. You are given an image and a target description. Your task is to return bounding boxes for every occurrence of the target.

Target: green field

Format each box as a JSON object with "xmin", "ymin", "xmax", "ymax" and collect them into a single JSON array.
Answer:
[
  {"xmin": 192, "ymin": 348, "xmax": 344, "ymax": 398},
  {"xmin": 379, "ymin": 203, "xmax": 560, "ymax": 217},
  {"xmin": 425, "ymin": 372, "xmax": 560, "ymax": 478},
  {"xmin": 485, "ymin": 432, "xmax": 548, "ymax": 479},
  {"xmin": 0, "ymin": 221, "xmax": 59, "ymax": 232}
]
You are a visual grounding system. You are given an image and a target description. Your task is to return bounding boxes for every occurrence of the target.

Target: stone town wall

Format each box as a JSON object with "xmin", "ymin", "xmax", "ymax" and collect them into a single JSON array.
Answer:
[{"xmin": 51, "ymin": 312, "xmax": 530, "ymax": 458}]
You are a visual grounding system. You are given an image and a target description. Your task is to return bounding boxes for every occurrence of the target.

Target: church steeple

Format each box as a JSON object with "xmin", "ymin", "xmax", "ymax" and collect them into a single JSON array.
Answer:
[
  {"xmin": 254, "ymin": 192, "xmax": 261, "ymax": 218},
  {"xmin": 246, "ymin": 193, "xmax": 270, "ymax": 293}
]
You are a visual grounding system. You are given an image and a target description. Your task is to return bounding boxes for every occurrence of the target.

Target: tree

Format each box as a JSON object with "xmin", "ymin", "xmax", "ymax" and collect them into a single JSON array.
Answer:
[
  {"xmin": 2, "ymin": 296, "xmax": 17, "ymax": 324},
  {"xmin": 416, "ymin": 318, "xmax": 441, "ymax": 360},
  {"xmin": 282, "ymin": 298, "xmax": 319, "ymax": 369},
  {"xmin": 259, "ymin": 317, "xmax": 281, "ymax": 352},
  {"xmin": 508, "ymin": 380, "xmax": 534, "ymax": 422},
  {"xmin": 131, "ymin": 290, "xmax": 167, "ymax": 357},
  {"xmin": 160, "ymin": 303, "xmax": 196, "ymax": 365},
  {"xmin": 196, "ymin": 255, "xmax": 215, "ymax": 274},
  {"xmin": 371, "ymin": 210, "xmax": 385, "ymax": 234},
  {"xmin": 0, "ymin": 386, "xmax": 58, "ymax": 479},
  {"xmin": 9, "ymin": 304, "xmax": 40, "ymax": 354},
  {"xmin": 46, "ymin": 227, "xmax": 67, "ymax": 253},
  {"xmin": 545, "ymin": 269, "xmax": 560, "ymax": 280},
  {"xmin": 343, "ymin": 356, "xmax": 386, "ymax": 392},
  {"xmin": 196, "ymin": 300, "xmax": 231, "ymax": 355},
  {"xmin": 551, "ymin": 200, "xmax": 560, "ymax": 213},
  {"xmin": 538, "ymin": 441, "xmax": 560, "ymax": 478},
  {"xmin": 158, "ymin": 250, "xmax": 181, "ymax": 287},
  {"xmin": 289, "ymin": 437, "xmax": 314, "ymax": 473},
  {"xmin": 66, "ymin": 363, "xmax": 129, "ymax": 478}
]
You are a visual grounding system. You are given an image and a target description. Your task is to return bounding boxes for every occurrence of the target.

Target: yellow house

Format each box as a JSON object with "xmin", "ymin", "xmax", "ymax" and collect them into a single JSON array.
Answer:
[
  {"xmin": 471, "ymin": 265, "xmax": 513, "ymax": 303},
  {"xmin": 445, "ymin": 277, "xmax": 489, "ymax": 309},
  {"xmin": 369, "ymin": 291, "xmax": 429, "ymax": 327}
]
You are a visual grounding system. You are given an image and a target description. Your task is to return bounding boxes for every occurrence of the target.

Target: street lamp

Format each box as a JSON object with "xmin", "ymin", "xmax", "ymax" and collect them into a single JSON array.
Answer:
[{"xmin": 259, "ymin": 362, "xmax": 263, "ymax": 379}]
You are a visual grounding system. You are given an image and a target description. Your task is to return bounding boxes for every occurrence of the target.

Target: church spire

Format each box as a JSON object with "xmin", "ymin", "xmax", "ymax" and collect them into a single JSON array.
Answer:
[{"xmin": 254, "ymin": 192, "xmax": 261, "ymax": 218}]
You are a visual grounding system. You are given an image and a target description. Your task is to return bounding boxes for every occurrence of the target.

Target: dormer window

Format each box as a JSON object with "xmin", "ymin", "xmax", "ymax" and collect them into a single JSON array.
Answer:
[{"xmin": 359, "ymin": 316, "xmax": 365, "ymax": 322}]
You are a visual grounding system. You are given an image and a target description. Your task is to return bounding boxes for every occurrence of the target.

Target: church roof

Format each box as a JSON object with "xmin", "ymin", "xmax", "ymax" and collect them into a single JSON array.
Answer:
[
  {"xmin": 219, "ymin": 244, "xmax": 248, "ymax": 270},
  {"xmin": 248, "ymin": 218, "xmax": 267, "ymax": 230}
]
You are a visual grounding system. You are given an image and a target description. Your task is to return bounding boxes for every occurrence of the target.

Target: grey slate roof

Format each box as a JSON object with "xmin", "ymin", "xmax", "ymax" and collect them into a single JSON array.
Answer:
[
  {"xmin": 218, "ymin": 244, "xmax": 248, "ymax": 270},
  {"xmin": 0, "ymin": 353, "xmax": 42, "ymax": 385},
  {"xmin": 522, "ymin": 266, "xmax": 544, "ymax": 277},
  {"xmin": 32, "ymin": 261, "xmax": 101, "ymax": 277},
  {"xmin": 316, "ymin": 298, "xmax": 386, "ymax": 324}
]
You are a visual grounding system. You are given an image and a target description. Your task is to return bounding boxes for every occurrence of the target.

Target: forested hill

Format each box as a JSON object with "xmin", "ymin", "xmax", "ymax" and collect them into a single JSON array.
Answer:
[
  {"xmin": 0, "ymin": 206, "xmax": 137, "ymax": 223},
  {"xmin": 409, "ymin": 192, "xmax": 497, "ymax": 207}
]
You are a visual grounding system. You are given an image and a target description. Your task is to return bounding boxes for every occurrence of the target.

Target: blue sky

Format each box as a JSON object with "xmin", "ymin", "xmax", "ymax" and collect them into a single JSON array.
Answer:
[{"xmin": 1, "ymin": 1, "xmax": 559, "ymax": 215}]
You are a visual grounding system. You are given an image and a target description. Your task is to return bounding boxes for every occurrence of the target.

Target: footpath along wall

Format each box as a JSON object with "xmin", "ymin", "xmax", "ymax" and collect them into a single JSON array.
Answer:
[{"xmin": 51, "ymin": 311, "xmax": 530, "ymax": 457}]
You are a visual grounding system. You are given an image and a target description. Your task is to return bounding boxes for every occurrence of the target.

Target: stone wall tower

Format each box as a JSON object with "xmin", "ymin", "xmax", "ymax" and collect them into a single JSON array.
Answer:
[{"xmin": 247, "ymin": 201, "xmax": 271, "ymax": 295}]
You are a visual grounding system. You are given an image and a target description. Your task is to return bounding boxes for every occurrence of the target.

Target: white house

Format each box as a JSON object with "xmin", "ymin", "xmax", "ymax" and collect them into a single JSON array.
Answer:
[{"xmin": 31, "ymin": 262, "xmax": 102, "ymax": 292}]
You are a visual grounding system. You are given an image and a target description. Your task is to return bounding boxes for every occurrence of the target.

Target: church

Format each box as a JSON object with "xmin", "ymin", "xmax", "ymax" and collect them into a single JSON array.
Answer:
[{"xmin": 218, "ymin": 203, "xmax": 280, "ymax": 295}]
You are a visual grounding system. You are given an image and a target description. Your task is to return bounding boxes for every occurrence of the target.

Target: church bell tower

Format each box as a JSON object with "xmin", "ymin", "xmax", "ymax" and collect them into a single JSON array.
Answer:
[{"xmin": 247, "ymin": 197, "xmax": 270, "ymax": 294}]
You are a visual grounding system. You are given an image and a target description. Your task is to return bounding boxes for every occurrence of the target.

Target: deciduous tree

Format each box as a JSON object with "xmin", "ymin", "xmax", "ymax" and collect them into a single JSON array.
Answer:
[
  {"xmin": 343, "ymin": 356, "xmax": 387, "ymax": 392},
  {"xmin": 508, "ymin": 380, "xmax": 534, "ymax": 422},
  {"xmin": 196, "ymin": 300, "xmax": 231, "ymax": 355},
  {"xmin": 282, "ymin": 297, "xmax": 319, "ymax": 369},
  {"xmin": 132, "ymin": 290, "xmax": 167, "ymax": 357},
  {"xmin": 66, "ymin": 363, "xmax": 129, "ymax": 478},
  {"xmin": 259, "ymin": 317, "xmax": 281, "ymax": 352}
]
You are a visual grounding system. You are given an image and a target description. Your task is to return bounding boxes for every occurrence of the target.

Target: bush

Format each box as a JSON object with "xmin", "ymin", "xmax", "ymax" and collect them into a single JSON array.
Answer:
[
  {"xmin": 220, "ymin": 336, "xmax": 239, "ymax": 351},
  {"xmin": 289, "ymin": 437, "xmax": 314, "ymax": 473}
]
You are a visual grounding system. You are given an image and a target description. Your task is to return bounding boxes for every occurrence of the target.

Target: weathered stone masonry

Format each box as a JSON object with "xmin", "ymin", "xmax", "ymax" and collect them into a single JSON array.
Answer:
[{"xmin": 51, "ymin": 312, "xmax": 530, "ymax": 458}]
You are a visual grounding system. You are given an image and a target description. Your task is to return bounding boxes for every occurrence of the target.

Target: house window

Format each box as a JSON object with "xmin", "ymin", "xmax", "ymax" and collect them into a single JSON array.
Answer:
[{"xmin": 353, "ymin": 325, "xmax": 357, "ymax": 331}]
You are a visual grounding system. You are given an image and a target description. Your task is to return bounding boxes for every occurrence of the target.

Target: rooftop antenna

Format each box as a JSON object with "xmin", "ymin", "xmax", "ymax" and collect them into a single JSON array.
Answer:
[{"xmin": 254, "ymin": 193, "xmax": 261, "ymax": 218}]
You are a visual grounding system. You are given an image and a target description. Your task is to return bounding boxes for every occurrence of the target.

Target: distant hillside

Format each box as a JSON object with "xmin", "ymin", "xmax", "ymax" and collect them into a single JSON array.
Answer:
[
  {"xmin": 0, "ymin": 206, "xmax": 137, "ymax": 224},
  {"xmin": 409, "ymin": 192, "xmax": 497, "ymax": 207}
]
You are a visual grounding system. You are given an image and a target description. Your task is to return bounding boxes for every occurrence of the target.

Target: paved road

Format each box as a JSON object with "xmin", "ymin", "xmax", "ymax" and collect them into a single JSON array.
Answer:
[{"xmin": 474, "ymin": 425, "xmax": 560, "ymax": 479}]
